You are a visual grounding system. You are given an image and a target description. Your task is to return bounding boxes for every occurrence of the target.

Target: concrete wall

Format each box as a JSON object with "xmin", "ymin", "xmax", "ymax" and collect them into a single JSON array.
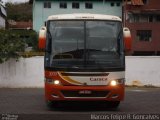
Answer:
[
  {"xmin": 33, "ymin": 1, "xmax": 122, "ymax": 32},
  {"xmin": 0, "ymin": 56, "xmax": 160, "ymax": 88},
  {"xmin": 126, "ymin": 56, "xmax": 160, "ymax": 87},
  {"xmin": 0, "ymin": 57, "xmax": 44, "ymax": 88}
]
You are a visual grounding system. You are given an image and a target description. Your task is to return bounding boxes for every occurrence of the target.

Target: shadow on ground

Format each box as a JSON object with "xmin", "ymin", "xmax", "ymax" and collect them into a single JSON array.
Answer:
[{"xmin": 47, "ymin": 101, "xmax": 120, "ymax": 112}]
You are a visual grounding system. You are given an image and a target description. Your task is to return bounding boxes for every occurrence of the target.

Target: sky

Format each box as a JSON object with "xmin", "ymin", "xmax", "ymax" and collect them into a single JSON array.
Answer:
[{"xmin": 2, "ymin": 0, "xmax": 29, "ymax": 3}]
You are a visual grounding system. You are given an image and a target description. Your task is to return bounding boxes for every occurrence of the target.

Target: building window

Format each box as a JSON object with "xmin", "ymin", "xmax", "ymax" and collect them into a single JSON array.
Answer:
[
  {"xmin": 116, "ymin": 2, "xmax": 120, "ymax": 6},
  {"xmin": 140, "ymin": 15, "xmax": 148, "ymax": 22},
  {"xmin": 134, "ymin": 15, "xmax": 140, "ymax": 22},
  {"xmin": 156, "ymin": 15, "xmax": 160, "ymax": 22},
  {"xmin": 72, "ymin": 2, "xmax": 79, "ymax": 9},
  {"xmin": 85, "ymin": 2, "xmax": 93, "ymax": 9},
  {"xmin": 137, "ymin": 30, "xmax": 152, "ymax": 41},
  {"xmin": 129, "ymin": 14, "xmax": 160, "ymax": 23},
  {"xmin": 60, "ymin": 2, "xmax": 67, "ymax": 9},
  {"xmin": 111, "ymin": 3, "xmax": 114, "ymax": 7},
  {"xmin": 44, "ymin": 2, "xmax": 51, "ymax": 8},
  {"xmin": 149, "ymin": 15, "xmax": 153, "ymax": 22},
  {"xmin": 133, "ymin": 14, "xmax": 149, "ymax": 22}
]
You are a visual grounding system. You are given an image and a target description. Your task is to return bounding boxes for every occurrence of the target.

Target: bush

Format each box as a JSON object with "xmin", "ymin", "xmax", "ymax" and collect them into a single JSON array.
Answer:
[
  {"xmin": 26, "ymin": 30, "xmax": 39, "ymax": 51},
  {"xmin": 0, "ymin": 29, "xmax": 25, "ymax": 63},
  {"xmin": 12, "ymin": 30, "xmax": 38, "ymax": 51}
]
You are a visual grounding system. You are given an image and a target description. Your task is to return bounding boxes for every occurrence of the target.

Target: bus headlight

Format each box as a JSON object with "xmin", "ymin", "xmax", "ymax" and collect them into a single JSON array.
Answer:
[
  {"xmin": 110, "ymin": 80, "xmax": 118, "ymax": 86},
  {"xmin": 109, "ymin": 79, "xmax": 125, "ymax": 86},
  {"xmin": 53, "ymin": 80, "xmax": 60, "ymax": 85},
  {"xmin": 45, "ymin": 78, "xmax": 61, "ymax": 85}
]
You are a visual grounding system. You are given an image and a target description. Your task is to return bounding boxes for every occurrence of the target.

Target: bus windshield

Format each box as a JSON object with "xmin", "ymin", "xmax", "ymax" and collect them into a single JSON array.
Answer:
[{"xmin": 46, "ymin": 20, "xmax": 124, "ymax": 71}]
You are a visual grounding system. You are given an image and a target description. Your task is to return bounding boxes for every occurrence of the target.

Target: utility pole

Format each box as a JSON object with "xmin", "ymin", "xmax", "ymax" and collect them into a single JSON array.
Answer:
[{"xmin": 123, "ymin": 0, "xmax": 127, "ymax": 27}]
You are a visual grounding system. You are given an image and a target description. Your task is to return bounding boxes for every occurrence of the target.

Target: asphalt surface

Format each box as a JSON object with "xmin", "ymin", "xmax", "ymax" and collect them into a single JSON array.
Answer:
[{"xmin": 0, "ymin": 87, "xmax": 160, "ymax": 120}]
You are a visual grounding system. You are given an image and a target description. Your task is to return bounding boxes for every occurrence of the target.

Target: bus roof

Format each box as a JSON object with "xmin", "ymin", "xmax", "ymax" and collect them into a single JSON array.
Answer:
[{"xmin": 47, "ymin": 13, "xmax": 122, "ymax": 21}]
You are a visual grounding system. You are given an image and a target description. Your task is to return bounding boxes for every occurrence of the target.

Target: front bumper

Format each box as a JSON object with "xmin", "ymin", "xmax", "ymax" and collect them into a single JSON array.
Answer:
[{"xmin": 45, "ymin": 83, "xmax": 125, "ymax": 101}]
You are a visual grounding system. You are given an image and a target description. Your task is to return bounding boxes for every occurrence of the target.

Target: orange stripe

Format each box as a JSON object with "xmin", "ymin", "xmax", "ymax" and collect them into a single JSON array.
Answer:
[{"xmin": 58, "ymin": 72, "xmax": 83, "ymax": 85}]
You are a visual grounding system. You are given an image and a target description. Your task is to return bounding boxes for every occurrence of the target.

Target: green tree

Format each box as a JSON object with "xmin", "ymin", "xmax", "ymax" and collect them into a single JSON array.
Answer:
[
  {"xmin": 27, "ymin": 31, "xmax": 38, "ymax": 51},
  {"xmin": 0, "ymin": 29, "xmax": 25, "ymax": 63}
]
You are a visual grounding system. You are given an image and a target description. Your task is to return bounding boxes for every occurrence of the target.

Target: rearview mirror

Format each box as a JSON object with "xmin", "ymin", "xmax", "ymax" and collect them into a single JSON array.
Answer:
[
  {"xmin": 38, "ymin": 26, "xmax": 46, "ymax": 50},
  {"xmin": 123, "ymin": 27, "xmax": 132, "ymax": 51}
]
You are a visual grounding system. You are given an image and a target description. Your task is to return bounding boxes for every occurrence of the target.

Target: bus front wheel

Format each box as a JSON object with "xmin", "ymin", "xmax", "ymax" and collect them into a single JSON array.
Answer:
[
  {"xmin": 46, "ymin": 100, "xmax": 59, "ymax": 109},
  {"xmin": 107, "ymin": 101, "xmax": 120, "ymax": 108}
]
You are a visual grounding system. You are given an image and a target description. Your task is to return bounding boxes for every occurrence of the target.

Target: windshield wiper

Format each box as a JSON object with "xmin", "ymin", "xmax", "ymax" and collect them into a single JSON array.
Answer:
[{"xmin": 86, "ymin": 49, "xmax": 102, "ymax": 52}]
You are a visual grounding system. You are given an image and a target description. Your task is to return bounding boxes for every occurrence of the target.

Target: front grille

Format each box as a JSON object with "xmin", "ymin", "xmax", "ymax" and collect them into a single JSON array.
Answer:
[{"xmin": 61, "ymin": 90, "xmax": 109, "ymax": 98}]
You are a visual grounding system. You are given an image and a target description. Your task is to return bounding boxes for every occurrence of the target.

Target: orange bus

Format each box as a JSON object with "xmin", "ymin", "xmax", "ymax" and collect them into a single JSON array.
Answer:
[{"xmin": 39, "ymin": 13, "xmax": 131, "ymax": 108}]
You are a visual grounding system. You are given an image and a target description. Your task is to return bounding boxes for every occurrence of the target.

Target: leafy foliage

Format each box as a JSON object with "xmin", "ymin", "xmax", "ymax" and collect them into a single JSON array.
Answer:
[
  {"xmin": 26, "ymin": 31, "xmax": 39, "ymax": 51},
  {"xmin": 11, "ymin": 30, "xmax": 38, "ymax": 51},
  {"xmin": 0, "ymin": 29, "xmax": 25, "ymax": 63}
]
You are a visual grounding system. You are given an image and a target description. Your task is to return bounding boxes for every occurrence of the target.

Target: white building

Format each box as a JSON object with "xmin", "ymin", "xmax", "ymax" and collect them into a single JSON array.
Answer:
[
  {"xmin": 0, "ymin": 2, "xmax": 7, "ymax": 29},
  {"xmin": 30, "ymin": 0, "xmax": 122, "ymax": 32}
]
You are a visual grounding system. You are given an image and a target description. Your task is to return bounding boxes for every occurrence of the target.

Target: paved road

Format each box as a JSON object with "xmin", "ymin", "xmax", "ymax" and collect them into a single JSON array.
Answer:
[{"xmin": 0, "ymin": 87, "xmax": 160, "ymax": 120}]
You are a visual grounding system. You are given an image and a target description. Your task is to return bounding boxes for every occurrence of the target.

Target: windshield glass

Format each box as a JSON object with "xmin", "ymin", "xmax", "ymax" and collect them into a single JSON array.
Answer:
[{"xmin": 46, "ymin": 20, "xmax": 124, "ymax": 71}]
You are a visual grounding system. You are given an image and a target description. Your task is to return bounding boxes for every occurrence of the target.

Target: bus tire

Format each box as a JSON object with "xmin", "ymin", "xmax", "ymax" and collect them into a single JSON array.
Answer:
[
  {"xmin": 46, "ymin": 100, "xmax": 59, "ymax": 109},
  {"xmin": 107, "ymin": 101, "xmax": 120, "ymax": 108}
]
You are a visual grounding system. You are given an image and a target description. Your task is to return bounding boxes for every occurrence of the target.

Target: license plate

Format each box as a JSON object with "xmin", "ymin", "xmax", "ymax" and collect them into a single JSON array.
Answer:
[{"xmin": 79, "ymin": 90, "xmax": 92, "ymax": 94}]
